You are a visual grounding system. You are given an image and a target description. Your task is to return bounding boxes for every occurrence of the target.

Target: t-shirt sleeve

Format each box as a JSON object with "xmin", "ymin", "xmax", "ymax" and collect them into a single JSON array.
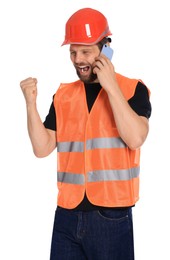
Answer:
[
  {"xmin": 128, "ymin": 81, "xmax": 152, "ymax": 119},
  {"xmin": 43, "ymin": 96, "xmax": 56, "ymax": 131}
]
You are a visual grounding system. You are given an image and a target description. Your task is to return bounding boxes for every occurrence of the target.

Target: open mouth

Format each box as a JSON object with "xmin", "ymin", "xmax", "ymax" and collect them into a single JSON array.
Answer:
[{"xmin": 77, "ymin": 65, "xmax": 90, "ymax": 74}]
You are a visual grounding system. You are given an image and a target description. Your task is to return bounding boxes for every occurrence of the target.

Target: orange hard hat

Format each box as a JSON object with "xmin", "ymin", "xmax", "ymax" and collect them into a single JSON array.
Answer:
[{"xmin": 61, "ymin": 8, "xmax": 112, "ymax": 46}]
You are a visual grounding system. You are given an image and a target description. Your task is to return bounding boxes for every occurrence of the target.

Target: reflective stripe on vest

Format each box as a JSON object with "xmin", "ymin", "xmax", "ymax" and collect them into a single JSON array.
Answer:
[
  {"xmin": 88, "ymin": 167, "xmax": 140, "ymax": 182},
  {"xmin": 57, "ymin": 141, "xmax": 84, "ymax": 152},
  {"xmin": 58, "ymin": 172, "xmax": 85, "ymax": 185},
  {"xmin": 57, "ymin": 167, "xmax": 139, "ymax": 185},
  {"xmin": 57, "ymin": 137, "xmax": 127, "ymax": 153},
  {"xmin": 86, "ymin": 137, "xmax": 126, "ymax": 150}
]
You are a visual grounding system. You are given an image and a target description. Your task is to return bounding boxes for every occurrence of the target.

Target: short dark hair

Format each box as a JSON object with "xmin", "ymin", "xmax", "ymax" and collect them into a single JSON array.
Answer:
[{"xmin": 97, "ymin": 37, "xmax": 112, "ymax": 51}]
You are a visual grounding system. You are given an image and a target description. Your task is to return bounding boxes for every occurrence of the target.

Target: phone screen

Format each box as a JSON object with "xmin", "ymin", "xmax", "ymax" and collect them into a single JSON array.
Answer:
[{"xmin": 101, "ymin": 44, "xmax": 114, "ymax": 60}]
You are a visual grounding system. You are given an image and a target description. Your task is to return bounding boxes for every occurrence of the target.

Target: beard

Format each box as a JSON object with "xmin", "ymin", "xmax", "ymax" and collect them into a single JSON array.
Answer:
[
  {"xmin": 76, "ymin": 69, "xmax": 97, "ymax": 83},
  {"xmin": 75, "ymin": 63, "xmax": 97, "ymax": 83}
]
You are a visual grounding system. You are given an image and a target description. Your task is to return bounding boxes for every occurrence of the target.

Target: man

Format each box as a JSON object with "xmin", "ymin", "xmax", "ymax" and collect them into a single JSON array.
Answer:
[{"xmin": 20, "ymin": 8, "xmax": 151, "ymax": 260}]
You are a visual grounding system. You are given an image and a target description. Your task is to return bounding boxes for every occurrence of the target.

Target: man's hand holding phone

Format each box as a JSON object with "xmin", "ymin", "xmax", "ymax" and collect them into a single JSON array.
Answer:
[{"xmin": 93, "ymin": 44, "xmax": 117, "ymax": 93}]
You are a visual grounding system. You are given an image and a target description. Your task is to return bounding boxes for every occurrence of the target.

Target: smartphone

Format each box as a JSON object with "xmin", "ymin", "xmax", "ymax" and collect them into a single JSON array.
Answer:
[{"xmin": 101, "ymin": 44, "xmax": 114, "ymax": 60}]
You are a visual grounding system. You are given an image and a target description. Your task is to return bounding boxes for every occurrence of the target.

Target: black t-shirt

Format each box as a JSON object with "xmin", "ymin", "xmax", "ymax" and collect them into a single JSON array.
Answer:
[{"xmin": 43, "ymin": 81, "xmax": 151, "ymax": 210}]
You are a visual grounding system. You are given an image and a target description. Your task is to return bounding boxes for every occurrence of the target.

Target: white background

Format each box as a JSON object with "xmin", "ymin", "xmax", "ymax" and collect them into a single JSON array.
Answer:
[{"xmin": 0, "ymin": 0, "xmax": 169, "ymax": 259}]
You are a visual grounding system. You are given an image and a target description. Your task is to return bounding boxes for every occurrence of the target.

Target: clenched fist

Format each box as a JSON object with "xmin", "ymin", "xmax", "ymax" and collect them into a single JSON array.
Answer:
[{"xmin": 20, "ymin": 77, "xmax": 38, "ymax": 105}]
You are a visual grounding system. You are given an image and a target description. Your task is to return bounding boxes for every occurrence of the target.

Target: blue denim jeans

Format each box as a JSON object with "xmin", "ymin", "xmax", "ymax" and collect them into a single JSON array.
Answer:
[{"xmin": 50, "ymin": 207, "xmax": 134, "ymax": 260}]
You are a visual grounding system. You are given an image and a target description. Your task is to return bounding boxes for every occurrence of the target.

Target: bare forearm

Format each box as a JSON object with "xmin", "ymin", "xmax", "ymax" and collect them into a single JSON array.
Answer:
[
  {"xmin": 107, "ymin": 85, "xmax": 149, "ymax": 150},
  {"xmin": 27, "ymin": 104, "xmax": 56, "ymax": 157},
  {"xmin": 20, "ymin": 77, "xmax": 56, "ymax": 157}
]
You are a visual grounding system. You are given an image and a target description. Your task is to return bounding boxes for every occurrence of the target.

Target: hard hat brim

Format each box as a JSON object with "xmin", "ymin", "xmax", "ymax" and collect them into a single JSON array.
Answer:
[{"xmin": 61, "ymin": 30, "xmax": 112, "ymax": 46}]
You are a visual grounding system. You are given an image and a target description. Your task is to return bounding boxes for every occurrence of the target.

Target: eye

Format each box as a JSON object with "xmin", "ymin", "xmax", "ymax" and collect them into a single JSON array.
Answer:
[
  {"xmin": 70, "ymin": 51, "xmax": 76, "ymax": 57},
  {"xmin": 83, "ymin": 50, "xmax": 90, "ymax": 55}
]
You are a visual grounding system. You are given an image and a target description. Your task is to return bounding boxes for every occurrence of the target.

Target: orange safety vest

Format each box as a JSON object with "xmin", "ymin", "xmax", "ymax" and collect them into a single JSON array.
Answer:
[{"xmin": 54, "ymin": 73, "xmax": 142, "ymax": 209}]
